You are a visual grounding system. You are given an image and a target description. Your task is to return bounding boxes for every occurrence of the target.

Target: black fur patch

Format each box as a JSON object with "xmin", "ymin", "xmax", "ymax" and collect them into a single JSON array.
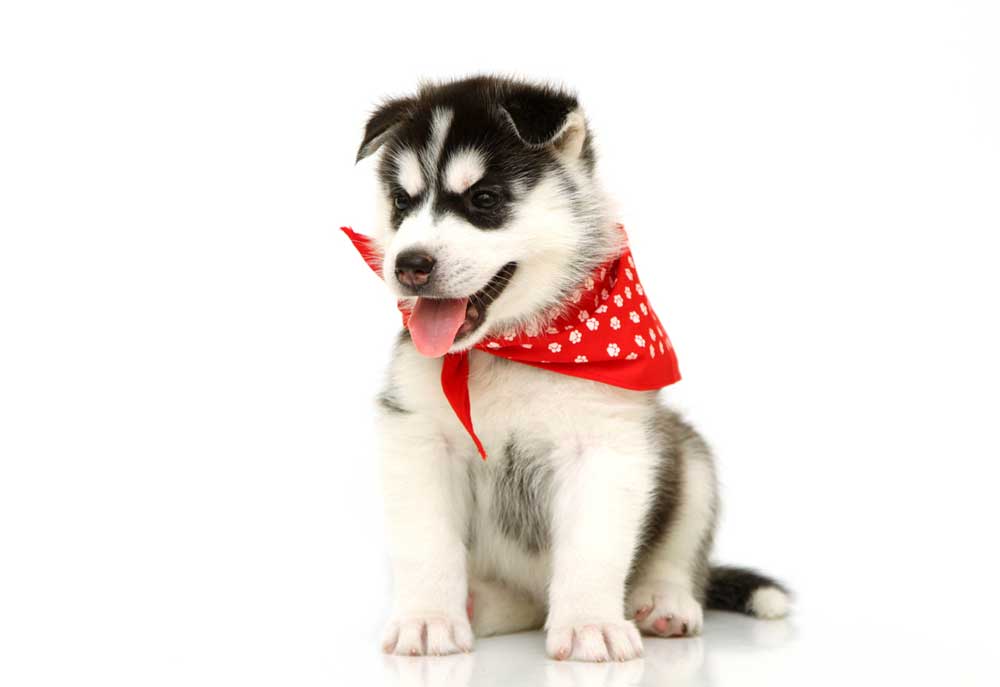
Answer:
[
  {"xmin": 360, "ymin": 75, "xmax": 593, "ymax": 232},
  {"xmin": 490, "ymin": 439, "xmax": 553, "ymax": 554},
  {"xmin": 628, "ymin": 408, "xmax": 718, "ymax": 600}
]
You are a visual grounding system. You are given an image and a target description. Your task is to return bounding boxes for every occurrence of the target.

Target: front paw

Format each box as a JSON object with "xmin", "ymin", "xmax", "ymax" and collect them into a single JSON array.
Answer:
[
  {"xmin": 546, "ymin": 620, "xmax": 643, "ymax": 662},
  {"xmin": 382, "ymin": 613, "xmax": 474, "ymax": 656},
  {"xmin": 627, "ymin": 582, "xmax": 703, "ymax": 637}
]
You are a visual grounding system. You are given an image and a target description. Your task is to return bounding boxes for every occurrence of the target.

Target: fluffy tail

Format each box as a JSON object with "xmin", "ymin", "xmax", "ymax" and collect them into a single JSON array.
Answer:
[{"xmin": 705, "ymin": 566, "xmax": 792, "ymax": 619}]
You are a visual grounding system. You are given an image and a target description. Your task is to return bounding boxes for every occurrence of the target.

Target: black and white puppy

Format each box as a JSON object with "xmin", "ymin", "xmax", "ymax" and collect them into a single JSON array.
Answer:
[{"xmin": 355, "ymin": 75, "xmax": 789, "ymax": 662}]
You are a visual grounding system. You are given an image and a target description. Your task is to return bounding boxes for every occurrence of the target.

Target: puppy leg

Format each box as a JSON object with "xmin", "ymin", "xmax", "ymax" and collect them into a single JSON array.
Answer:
[
  {"xmin": 468, "ymin": 576, "xmax": 546, "ymax": 637},
  {"xmin": 628, "ymin": 432, "xmax": 717, "ymax": 638},
  {"xmin": 544, "ymin": 441, "xmax": 652, "ymax": 662},
  {"xmin": 379, "ymin": 414, "xmax": 474, "ymax": 656}
]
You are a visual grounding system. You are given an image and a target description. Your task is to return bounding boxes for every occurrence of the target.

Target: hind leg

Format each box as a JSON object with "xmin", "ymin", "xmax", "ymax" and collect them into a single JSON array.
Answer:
[
  {"xmin": 628, "ymin": 435, "xmax": 718, "ymax": 638},
  {"xmin": 468, "ymin": 577, "xmax": 546, "ymax": 637}
]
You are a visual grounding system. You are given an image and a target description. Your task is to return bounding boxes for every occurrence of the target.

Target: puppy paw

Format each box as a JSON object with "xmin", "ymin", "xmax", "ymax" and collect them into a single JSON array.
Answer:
[
  {"xmin": 628, "ymin": 582, "xmax": 703, "ymax": 637},
  {"xmin": 546, "ymin": 620, "xmax": 643, "ymax": 662},
  {"xmin": 382, "ymin": 614, "xmax": 474, "ymax": 656}
]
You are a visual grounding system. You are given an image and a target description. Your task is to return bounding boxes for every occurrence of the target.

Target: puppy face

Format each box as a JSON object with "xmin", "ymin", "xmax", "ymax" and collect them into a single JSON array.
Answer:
[{"xmin": 357, "ymin": 76, "xmax": 617, "ymax": 356}]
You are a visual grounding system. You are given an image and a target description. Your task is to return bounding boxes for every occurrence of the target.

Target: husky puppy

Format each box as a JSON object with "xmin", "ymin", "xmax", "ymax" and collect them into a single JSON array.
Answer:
[{"xmin": 354, "ymin": 75, "xmax": 789, "ymax": 662}]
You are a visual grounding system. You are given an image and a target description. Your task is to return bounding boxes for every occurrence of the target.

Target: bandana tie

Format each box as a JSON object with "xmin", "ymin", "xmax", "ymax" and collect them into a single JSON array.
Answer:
[{"xmin": 342, "ymin": 225, "xmax": 681, "ymax": 459}]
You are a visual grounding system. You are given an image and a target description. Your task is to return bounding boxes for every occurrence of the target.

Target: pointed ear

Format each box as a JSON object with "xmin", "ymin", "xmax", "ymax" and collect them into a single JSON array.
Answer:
[
  {"xmin": 356, "ymin": 97, "xmax": 414, "ymax": 163},
  {"xmin": 498, "ymin": 86, "xmax": 588, "ymax": 160}
]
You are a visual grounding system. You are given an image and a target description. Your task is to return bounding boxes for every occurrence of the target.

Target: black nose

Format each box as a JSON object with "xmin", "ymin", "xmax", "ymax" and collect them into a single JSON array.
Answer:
[{"xmin": 395, "ymin": 251, "xmax": 436, "ymax": 289}]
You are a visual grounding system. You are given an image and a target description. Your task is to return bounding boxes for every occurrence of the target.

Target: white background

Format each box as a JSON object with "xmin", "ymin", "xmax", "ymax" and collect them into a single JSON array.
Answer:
[{"xmin": 2, "ymin": 1, "xmax": 998, "ymax": 685}]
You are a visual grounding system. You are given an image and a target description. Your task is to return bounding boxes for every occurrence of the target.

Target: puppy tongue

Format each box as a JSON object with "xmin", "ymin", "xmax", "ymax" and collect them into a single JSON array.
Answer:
[{"xmin": 408, "ymin": 297, "xmax": 469, "ymax": 357}]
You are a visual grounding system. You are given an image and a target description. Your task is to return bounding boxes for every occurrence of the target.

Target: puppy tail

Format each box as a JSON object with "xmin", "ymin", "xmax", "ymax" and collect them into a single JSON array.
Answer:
[{"xmin": 705, "ymin": 565, "xmax": 792, "ymax": 619}]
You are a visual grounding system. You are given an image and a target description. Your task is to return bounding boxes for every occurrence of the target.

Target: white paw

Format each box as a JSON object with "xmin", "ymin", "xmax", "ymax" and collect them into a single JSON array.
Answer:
[
  {"xmin": 546, "ymin": 620, "xmax": 643, "ymax": 662},
  {"xmin": 382, "ymin": 614, "xmax": 474, "ymax": 656},
  {"xmin": 627, "ymin": 582, "xmax": 703, "ymax": 637}
]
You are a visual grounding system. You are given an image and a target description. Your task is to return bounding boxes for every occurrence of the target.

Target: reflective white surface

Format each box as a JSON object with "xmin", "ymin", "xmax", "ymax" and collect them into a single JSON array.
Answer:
[{"xmin": 377, "ymin": 610, "xmax": 993, "ymax": 687}]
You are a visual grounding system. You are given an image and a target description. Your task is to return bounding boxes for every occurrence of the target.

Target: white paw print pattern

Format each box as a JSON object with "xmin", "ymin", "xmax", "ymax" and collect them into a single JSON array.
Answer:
[{"xmin": 469, "ymin": 246, "xmax": 672, "ymax": 382}]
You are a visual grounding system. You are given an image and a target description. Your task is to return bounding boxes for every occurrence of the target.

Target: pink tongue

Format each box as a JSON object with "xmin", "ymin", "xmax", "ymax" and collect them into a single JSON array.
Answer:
[{"xmin": 408, "ymin": 297, "xmax": 469, "ymax": 358}]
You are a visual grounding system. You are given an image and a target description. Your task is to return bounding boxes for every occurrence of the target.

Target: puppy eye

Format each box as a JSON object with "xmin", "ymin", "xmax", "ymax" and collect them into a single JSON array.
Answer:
[
  {"xmin": 393, "ymin": 191, "xmax": 410, "ymax": 211},
  {"xmin": 471, "ymin": 190, "xmax": 500, "ymax": 210}
]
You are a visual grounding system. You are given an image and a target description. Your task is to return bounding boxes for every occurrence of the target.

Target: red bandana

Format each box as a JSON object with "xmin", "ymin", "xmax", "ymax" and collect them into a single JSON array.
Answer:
[{"xmin": 341, "ymin": 226, "xmax": 681, "ymax": 459}]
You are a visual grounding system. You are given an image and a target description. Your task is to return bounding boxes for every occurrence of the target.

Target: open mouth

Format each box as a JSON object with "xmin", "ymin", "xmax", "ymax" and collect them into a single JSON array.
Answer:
[{"xmin": 407, "ymin": 262, "xmax": 517, "ymax": 357}]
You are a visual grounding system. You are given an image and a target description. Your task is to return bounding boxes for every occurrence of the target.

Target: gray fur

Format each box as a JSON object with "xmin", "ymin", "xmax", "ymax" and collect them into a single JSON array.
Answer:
[
  {"xmin": 489, "ymin": 439, "xmax": 553, "ymax": 554},
  {"xmin": 376, "ymin": 390, "xmax": 409, "ymax": 415}
]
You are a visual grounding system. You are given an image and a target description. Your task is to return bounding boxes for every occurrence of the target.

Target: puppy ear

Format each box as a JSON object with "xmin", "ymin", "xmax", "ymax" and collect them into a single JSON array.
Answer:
[
  {"xmin": 499, "ymin": 86, "xmax": 588, "ymax": 160},
  {"xmin": 356, "ymin": 97, "xmax": 414, "ymax": 163}
]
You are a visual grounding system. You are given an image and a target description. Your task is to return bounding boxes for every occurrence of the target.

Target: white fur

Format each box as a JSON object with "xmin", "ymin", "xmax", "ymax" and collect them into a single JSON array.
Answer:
[
  {"xmin": 423, "ymin": 108, "xmax": 453, "ymax": 173},
  {"xmin": 749, "ymin": 587, "xmax": 790, "ymax": 619},
  {"xmin": 443, "ymin": 148, "xmax": 486, "ymax": 194},
  {"xmin": 394, "ymin": 148, "xmax": 424, "ymax": 197}
]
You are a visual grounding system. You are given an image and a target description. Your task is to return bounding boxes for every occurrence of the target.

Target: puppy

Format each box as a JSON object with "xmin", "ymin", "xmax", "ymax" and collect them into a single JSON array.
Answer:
[{"xmin": 350, "ymin": 75, "xmax": 789, "ymax": 662}]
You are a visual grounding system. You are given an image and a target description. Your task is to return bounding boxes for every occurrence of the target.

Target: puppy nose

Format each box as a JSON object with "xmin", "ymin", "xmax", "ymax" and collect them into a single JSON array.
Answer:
[{"xmin": 395, "ymin": 251, "xmax": 436, "ymax": 289}]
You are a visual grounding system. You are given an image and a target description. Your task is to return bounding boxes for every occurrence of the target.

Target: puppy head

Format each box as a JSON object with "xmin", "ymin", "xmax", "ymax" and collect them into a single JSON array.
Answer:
[{"xmin": 356, "ymin": 75, "xmax": 618, "ymax": 357}]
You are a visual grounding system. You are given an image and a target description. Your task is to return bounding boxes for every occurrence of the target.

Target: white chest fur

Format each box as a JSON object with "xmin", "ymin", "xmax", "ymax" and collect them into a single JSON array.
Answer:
[{"xmin": 383, "ymin": 340, "xmax": 662, "ymax": 598}]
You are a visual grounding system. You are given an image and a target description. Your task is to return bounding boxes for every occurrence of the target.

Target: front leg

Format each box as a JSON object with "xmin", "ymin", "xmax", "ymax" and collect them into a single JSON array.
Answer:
[
  {"xmin": 545, "ymin": 441, "xmax": 652, "ymax": 662},
  {"xmin": 379, "ymin": 412, "xmax": 474, "ymax": 656}
]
